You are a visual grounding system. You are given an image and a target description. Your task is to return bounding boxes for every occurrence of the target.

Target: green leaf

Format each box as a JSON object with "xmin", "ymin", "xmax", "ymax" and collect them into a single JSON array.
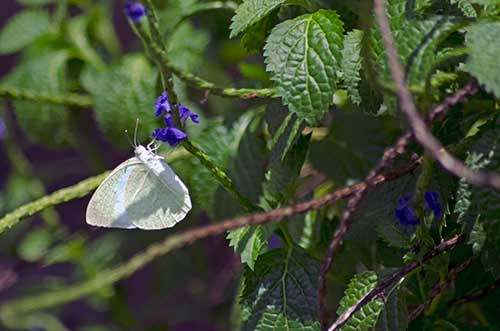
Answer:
[
  {"xmin": 238, "ymin": 247, "xmax": 320, "ymax": 331},
  {"xmin": 81, "ymin": 54, "xmax": 158, "ymax": 147},
  {"xmin": 451, "ymin": 0, "xmax": 478, "ymax": 17},
  {"xmin": 227, "ymin": 223, "xmax": 276, "ymax": 270},
  {"xmin": 3, "ymin": 50, "xmax": 71, "ymax": 146},
  {"xmin": 341, "ymin": 29, "xmax": 363, "ymax": 105},
  {"xmin": 337, "ymin": 271, "xmax": 384, "ymax": 331},
  {"xmin": 18, "ymin": 228, "xmax": 53, "ymax": 262},
  {"xmin": 167, "ymin": 21, "xmax": 209, "ymax": 72},
  {"xmin": 224, "ymin": 112, "xmax": 270, "ymax": 269},
  {"xmin": 309, "ymin": 111, "xmax": 399, "ymax": 183},
  {"xmin": 264, "ymin": 10, "xmax": 343, "ymax": 124},
  {"xmin": 230, "ymin": 0, "xmax": 287, "ymax": 38},
  {"xmin": 466, "ymin": 21, "xmax": 500, "ymax": 98},
  {"xmin": 67, "ymin": 15, "xmax": 106, "ymax": 71},
  {"xmin": 0, "ymin": 9, "xmax": 51, "ymax": 54}
]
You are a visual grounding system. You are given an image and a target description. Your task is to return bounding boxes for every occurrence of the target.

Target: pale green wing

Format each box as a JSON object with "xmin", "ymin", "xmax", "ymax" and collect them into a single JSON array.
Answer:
[
  {"xmin": 86, "ymin": 158, "xmax": 143, "ymax": 229},
  {"xmin": 123, "ymin": 159, "xmax": 191, "ymax": 229}
]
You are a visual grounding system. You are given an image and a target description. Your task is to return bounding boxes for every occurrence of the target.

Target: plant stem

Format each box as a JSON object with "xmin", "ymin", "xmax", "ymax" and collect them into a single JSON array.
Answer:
[
  {"xmin": 0, "ymin": 85, "xmax": 93, "ymax": 108},
  {"xmin": 182, "ymin": 139, "xmax": 256, "ymax": 211}
]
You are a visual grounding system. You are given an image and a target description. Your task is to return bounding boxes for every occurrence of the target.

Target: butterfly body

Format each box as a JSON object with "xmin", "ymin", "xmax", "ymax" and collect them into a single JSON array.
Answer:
[{"xmin": 86, "ymin": 145, "xmax": 192, "ymax": 230}]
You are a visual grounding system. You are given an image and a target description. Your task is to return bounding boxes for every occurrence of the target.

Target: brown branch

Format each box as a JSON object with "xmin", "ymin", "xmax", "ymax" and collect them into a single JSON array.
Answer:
[
  {"xmin": 450, "ymin": 277, "xmax": 500, "ymax": 307},
  {"xmin": 373, "ymin": 0, "xmax": 500, "ymax": 190},
  {"xmin": 408, "ymin": 257, "xmax": 474, "ymax": 321},
  {"xmin": 0, "ymin": 161, "xmax": 419, "ymax": 317},
  {"xmin": 327, "ymin": 234, "xmax": 466, "ymax": 331},
  {"xmin": 317, "ymin": 80, "xmax": 479, "ymax": 329}
]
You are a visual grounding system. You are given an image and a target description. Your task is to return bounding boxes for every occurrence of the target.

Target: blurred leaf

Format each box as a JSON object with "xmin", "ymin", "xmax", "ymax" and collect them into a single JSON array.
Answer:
[
  {"xmin": 3, "ymin": 50, "xmax": 71, "ymax": 146},
  {"xmin": 466, "ymin": 21, "xmax": 500, "ymax": 98},
  {"xmin": 81, "ymin": 54, "xmax": 157, "ymax": 147},
  {"xmin": 18, "ymin": 227, "xmax": 53, "ymax": 262},
  {"xmin": 230, "ymin": 0, "xmax": 286, "ymax": 38},
  {"xmin": 341, "ymin": 29, "xmax": 363, "ymax": 105},
  {"xmin": 238, "ymin": 247, "xmax": 320, "ymax": 331},
  {"xmin": 0, "ymin": 9, "xmax": 51, "ymax": 54},
  {"xmin": 337, "ymin": 271, "xmax": 384, "ymax": 331},
  {"xmin": 264, "ymin": 10, "xmax": 343, "ymax": 124},
  {"xmin": 17, "ymin": 0, "xmax": 54, "ymax": 5},
  {"xmin": 2, "ymin": 312, "xmax": 68, "ymax": 331},
  {"xmin": 44, "ymin": 234, "xmax": 86, "ymax": 265},
  {"xmin": 167, "ymin": 21, "xmax": 209, "ymax": 72},
  {"xmin": 240, "ymin": 13, "xmax": 278, "ymax": 52},
  {"xmin": 309, "ymin": 111, "xmax": 398, "ymax": 183},
  {"xmin": 67, "ymin": 15, "xmax": 106, "ymax": 70}
]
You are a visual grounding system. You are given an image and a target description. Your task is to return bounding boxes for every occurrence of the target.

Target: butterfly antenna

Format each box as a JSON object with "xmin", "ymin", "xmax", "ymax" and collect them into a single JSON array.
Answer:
[
  {"xmin": 134, "ymin": 118, "xmax": 140, "ymax": 147},
  {"xmin": 124, "ymin": 129, "xmax": 135, "ymax": 148}
]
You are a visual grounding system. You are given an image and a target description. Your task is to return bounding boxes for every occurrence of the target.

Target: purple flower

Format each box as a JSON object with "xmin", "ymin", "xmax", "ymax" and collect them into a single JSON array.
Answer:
[
  {"xmin": 124, "ymin": 2, "xmax": 146, "ymax": 22},
  {"xmin": 424, "ymin": 191, "xmax": 442, "ymax": 219},
  {"xmin": 394, "ymin": 195, "xmax": 420, "ymax": 226},
  {"xmin": 152, "ymin": 126, "xmax": 187, "ymax": 146},
  {"xmin": 267, "ymin": 234, "xmax": 281, "ymax": 249},
  {"xmin": 0, "ymin": 117, "xmax": 6, "ymax": 140},
  {"xmin": 154, "ymin": 91, "xmax": 171, "ymax": 117},
  {"xmin": 179, "ymin": 104, "xmax": 199, "ymax": 124}
]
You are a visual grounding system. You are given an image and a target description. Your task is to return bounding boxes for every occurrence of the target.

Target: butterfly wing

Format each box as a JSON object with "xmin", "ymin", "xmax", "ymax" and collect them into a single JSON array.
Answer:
[
  {"xmin": 124, "ymin": 159, "xmax": 191, "ymax": 229},
  {"xmin": 86, "ymin": 158, "xmax": 143, "ymax": 228}
]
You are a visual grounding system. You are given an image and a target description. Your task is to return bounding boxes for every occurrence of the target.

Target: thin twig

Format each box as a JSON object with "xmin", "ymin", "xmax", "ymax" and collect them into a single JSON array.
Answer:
[
  {"xmin": 450, "ymin": 277, "xmax": 500, "ymax": 307},
  {"xmin": 317, "ymin": 81, "xmax": 479, "ymax": 330},
  {"xmin": 0, "ymin": 85, "xmax": 93, "ymax": 108},
  {"xmin": 373, "ymin": 0, "xmax": 500, "ymax": 190},
  {"xmin": 0, "ymin": 161, "xmax": 420, "ymax": 318},
  {"xmin": 408, "ymin": 257, "xmax": 474, "ymax": 321},
  {"xmin": 327, "ymin": 234, "xmax": 466, "ymax": 331}
]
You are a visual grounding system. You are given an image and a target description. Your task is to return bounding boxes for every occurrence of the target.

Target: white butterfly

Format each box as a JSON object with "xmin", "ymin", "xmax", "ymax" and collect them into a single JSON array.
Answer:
[{"xmin": 86, "ymin": 140, "xmax": 192, "ymax": 230}]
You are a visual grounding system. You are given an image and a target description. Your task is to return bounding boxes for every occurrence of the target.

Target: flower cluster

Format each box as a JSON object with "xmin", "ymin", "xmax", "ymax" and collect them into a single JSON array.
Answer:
[
  {"xmin": 124, "ymin": 2, "xmax": 146, "ymax": 23},
  {"xmin": 152, "ymin": 91, "xmax": 198, "ymax": 146},
  {"xmin": 394, "ymin": 191, "xmax": 442, "ymax": 226}
]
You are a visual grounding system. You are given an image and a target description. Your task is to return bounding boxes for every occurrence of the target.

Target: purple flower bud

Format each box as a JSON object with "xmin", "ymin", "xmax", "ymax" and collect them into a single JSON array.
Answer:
[
  {"xmin": 124, "ymin": 2, "xmax": 147, "ymax": 22},
  {"xmin": 267, "ymin": 234, "xmax": 281, "ymax": 249},
  {"xmin": 394, "ymin": 195, "xmax": 420, "ymax": 226},
  {"xmin": 154, "ymin": 91, "xmax": 170, "ymax": 117},
  {"xmin": 424, "ymin": 191, "xmax": 442, "ymax": 219},
  {"xmin": 0, "ymin": 117, "xmax": 6, "ymax": 140},
  {"xmin": 179, "ymin": 104, "xmax": 199, "ymax": 124}
]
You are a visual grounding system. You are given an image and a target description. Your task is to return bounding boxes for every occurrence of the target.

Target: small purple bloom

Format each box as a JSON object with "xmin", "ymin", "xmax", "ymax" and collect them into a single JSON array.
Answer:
[
  {"xmin": 152, "ymin": 126, "xmax": 187, "ymax": 146},
  {"xmin": 124, "ymin": 2, "xmax": 146, "ymax": 22},
  {"xmin": 267, "ymin": 234, "xmax": 281, "ymax": 249},
  {"xmin": 179, "ymin": 104, "xmax": 199, "ymax": 124},
  {"xmin": 0, "ymin": 117, "xmax": 6, "ymax": 140},
  {"xmin": 394, "ymin": 195, "xmax": 420, "ymax": 226},
  {"xmin": 154, "ymin": 91, "xmax": 171, "ymax": 117},
  {"xmin": 424, "ymin": 191, "xmax": 442, "ymax": 219}
]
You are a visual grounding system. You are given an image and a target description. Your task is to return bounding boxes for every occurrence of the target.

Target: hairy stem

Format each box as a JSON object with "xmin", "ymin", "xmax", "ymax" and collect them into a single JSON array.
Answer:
[{"xmin": 0, "ymin": 85, "xmax": 93, "ymax": 108}]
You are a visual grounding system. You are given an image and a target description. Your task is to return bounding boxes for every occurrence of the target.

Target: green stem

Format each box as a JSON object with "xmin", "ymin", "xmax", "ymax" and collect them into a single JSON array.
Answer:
[
  {"xmin": 0, "ymin": 85, "xmax": 93, "ymax": 108},
  {"xmin": 182, "ymin": 139, "xmax": 256, "ymax": 211},
  {"xmin": 0, "ymin": 172, "xmax": 109, "ymax": 234}
]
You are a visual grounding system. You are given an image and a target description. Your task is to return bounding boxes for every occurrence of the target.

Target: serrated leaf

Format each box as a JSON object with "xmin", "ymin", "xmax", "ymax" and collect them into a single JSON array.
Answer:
[
  {"xmin": 3, "ymin": 50, "xmax": 71, "ymax": 146},
  {"xmin": 466, "ymin": 21, "xmax": 500, "ymax": 98},
  {"xmin": 264, "ymin": 10, "xmax": 343, "ymax": 124},
  {"xmin": 81, "ymin": 54, "xmax": 158, "ymax": 147},
  {"xmin": 230, "ymin": 0, "xmax": 287, "ymax": 38},
  {"xmin": 239, "ymin": 247, "xmax": 320, "ymax": 331},
  {"xmin": 227, "ymin": 223, "xmax": 276, "ymax": 270},
  {"xmin": 341, "ymin": 29, "xmax": 363, "ymax": 105},
  {"xmin": 261, "ymin": 133, "xmax": 310, "ymax": 208},
  {"xmin": 451, "ymin": 0, "xmax": 478, "ymax": 17},
  {"xmin": 0, "ymin": 10, "xmax": 51, "ymax": 54},
  {"xmin": 337, "ymin": 271, "xmax": 384, "ymax": 331}
]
